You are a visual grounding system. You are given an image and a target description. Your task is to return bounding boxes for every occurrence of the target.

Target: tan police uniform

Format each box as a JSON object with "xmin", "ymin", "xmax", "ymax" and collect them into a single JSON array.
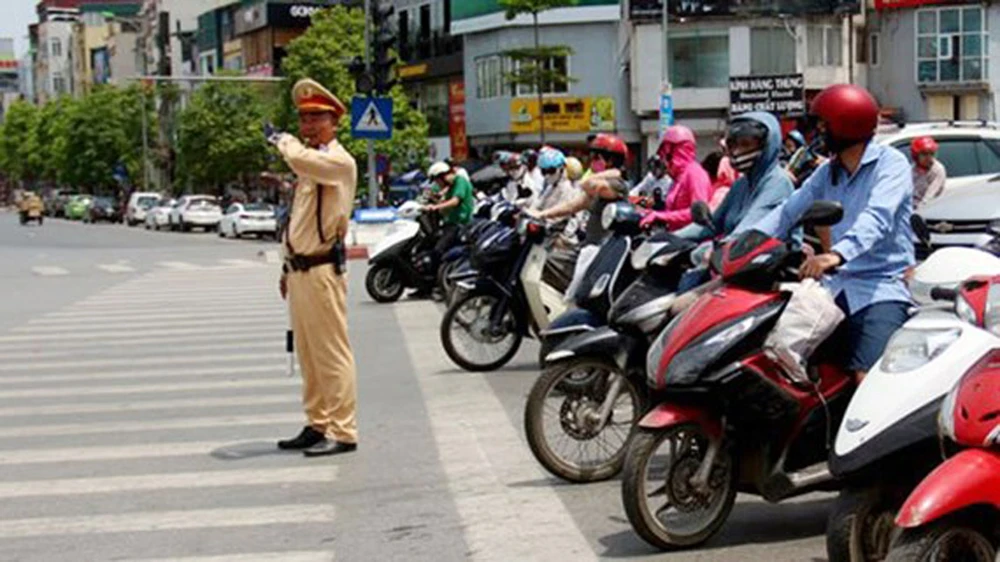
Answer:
[{"xmin": 278, "ymin": 79, "xmax": 358, "ymax": 445}]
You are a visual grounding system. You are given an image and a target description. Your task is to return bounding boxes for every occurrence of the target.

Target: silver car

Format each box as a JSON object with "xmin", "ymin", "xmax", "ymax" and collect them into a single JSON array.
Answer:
[{"xmin": 919, "ymin": 176, "xmax": 1000, "ymax": 249}]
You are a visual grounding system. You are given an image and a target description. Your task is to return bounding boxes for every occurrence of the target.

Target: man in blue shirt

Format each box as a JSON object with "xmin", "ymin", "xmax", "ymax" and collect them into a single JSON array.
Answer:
[{"xmin": 756, "ymin": 84, "xmax": 915, "ymax": 380}]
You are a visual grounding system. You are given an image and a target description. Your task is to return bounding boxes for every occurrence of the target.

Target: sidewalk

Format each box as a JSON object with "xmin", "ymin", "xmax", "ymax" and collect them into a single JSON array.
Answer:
[{"xmin": 346, "ymin": 222, "xmax": 392, "ymax": 260}]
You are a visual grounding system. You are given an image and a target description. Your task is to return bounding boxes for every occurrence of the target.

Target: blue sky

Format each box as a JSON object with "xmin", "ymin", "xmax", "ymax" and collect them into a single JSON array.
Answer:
[{"xmin": 2, "ymin": 0, "xmax": 38, "ymax": 57}]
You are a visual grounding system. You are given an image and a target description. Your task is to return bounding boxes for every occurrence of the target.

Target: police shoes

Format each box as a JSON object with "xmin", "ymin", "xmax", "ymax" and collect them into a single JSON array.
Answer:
[
  {"xmin": 278, "ymin": 426, "xmax": 325, "ymax": 450},
  {"xmin": 302, "ymin": 440, "xmax": 358, "ymax": 457}
]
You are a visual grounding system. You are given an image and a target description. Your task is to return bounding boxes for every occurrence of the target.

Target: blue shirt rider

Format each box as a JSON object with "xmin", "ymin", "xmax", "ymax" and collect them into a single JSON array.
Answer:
[{"xmin": 755, "ymin": 84, "xmax": 915, "ymax": 380}]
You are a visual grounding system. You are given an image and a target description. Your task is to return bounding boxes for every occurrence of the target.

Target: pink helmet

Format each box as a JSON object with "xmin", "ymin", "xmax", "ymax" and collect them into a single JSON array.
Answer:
[{"xmin": 657, "ymin": 125, "xmax": 696, "ymax": 161}]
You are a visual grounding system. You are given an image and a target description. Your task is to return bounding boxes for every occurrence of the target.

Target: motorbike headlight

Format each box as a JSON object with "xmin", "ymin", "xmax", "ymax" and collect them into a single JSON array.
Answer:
[
  {"xmin": 646, "ymin": 312, "xmax": 683, "ymax": 388},
  {"xmin": 601, "ymin": 203, "xmax": 618, "ymax": 231},
  {"xmin": 938, "ymin": 381, "xmax": 959, "ymax": 441},
  {"xmin": 631, "ymin": 241, "xmax": 655, "ymax": 270},
  {"xmin": 880, "ymin": 327, "xmax": 961, "ymax": 374},
  {"xmin": 956, "ymin": 294, "xmax": 977, "ymax": 326},
  {"xmin": 984, "ymin": 283, "xmax": 1000, "ymax": 336}
]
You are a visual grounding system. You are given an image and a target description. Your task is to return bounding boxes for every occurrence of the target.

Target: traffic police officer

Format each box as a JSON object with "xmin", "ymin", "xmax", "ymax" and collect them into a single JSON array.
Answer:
[{"xmin": 267, "ymin": 78, "xmax": 358, "ymax": 457}]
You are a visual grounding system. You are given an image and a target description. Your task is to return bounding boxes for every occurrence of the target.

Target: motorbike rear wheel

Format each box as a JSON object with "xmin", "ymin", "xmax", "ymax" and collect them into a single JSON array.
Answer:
[
  {"xmin": 886, "ymin": 518, "xmax": 995, "ymax": 562},
  {"xmin": 826, "ymin": 485, "xmax": 905, "ymax": 562},
  {"xmin": 365, "ymin": 264, "xmax": 405, "ymax": 303},
  {"xmin": 524, "ymin": 358, "xmax": 643, "ymax": 482},
  {"xmin": 440, "ymin": 289, "xmax": 522, "ymax": 372},
  {"xmin": 622, "ymin": 424, "xmax": 736, "ymax": 550}
]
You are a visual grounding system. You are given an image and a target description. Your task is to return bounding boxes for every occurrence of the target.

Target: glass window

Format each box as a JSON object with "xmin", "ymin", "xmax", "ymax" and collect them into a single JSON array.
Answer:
[
  {"xmin": 51, "ymin": 38, "xmax": 62, "ymax": 58},
  {"xmin": 935, "ymin": 139, "xmax": 980, "ymax": 177},
  {"xmin": 916, "ymin": 6, "xmax": 987, "ymax": 84},
  {"xmin": 807, "ymin": 25, "xmax": 842, "ymax": 67},
  {"xmin": 962, "ymin": 7, "xmax": 982, "ymax": 32},
  {"xmin": 826, "ymin": 27, "xmax": 842, "ymax": 66},
  {"xmin": 917, "ymin": 37, "xmax": 936, "ymax": 58},
  {"xmin": 976, "ymin": 142, "xmax": 1000, "ymax": 174},
  {"xmin": 751, "ymin": 28, "xmax": 796, "ymax": 74},
  {"xmin": 670, "ymin": 34, "xmax": 729, "ymax": 88},
  {"xmin": 918, "ymin": 11, "xmax": 937, "ymax": 33},
  {"xmin": 807, "ymin": 26, "xmax": 824, "ymax": 66},
  {"xmin": 226, "ymin": 204, "xmax": 240, "ymax": 215},
  {"xmin": 939, "ymin": 9, "xmax": 960, "ymax": 33},
  {"xmin": 514, "ymin": 56, "xmax": 570, "ymax": 96}
]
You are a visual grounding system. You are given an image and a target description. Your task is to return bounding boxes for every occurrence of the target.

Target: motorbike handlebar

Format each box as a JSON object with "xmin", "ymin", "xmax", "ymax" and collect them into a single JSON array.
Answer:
[{"xmin": 930, "ymin": 286, "xmax": 958, "ymax": 302}]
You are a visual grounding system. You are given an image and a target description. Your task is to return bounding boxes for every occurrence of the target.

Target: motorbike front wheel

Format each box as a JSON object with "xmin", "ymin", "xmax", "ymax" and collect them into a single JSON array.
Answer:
[
  {"xmin": 524, "ymin": 358, "xmax": 644, "ymax": 483},
  {"xmin": 886, "ymin": 518, "xmax": 996, "ymax": 562},
  {"xmin": 826, "ymin": 485, "xmax": 906, "ymax": 562},
  {"xmin": 365, "ymin": 264, "xmax": 405, "ymax": 303},
  {"xmin": 621, "ymin": 424, "xmax": 736, "ymax": 550},
  {"xmin": 440, "ymin": 289, "xmax": 522, "ymax": 372}
]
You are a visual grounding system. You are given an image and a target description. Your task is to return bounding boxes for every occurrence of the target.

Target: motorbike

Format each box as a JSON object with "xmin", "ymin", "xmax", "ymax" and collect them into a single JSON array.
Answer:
[
  {"xmin": 884, "ymin": 279, "xmax": 1000, "ymax": 561},
  {"xmin": 620, "ymin": 200, "xmax": 854, "ymax": 551},
  {"xmin": 438, "ymin": 195, "xmax": 511, "ymax": 301},
  {"xmin": 524, "ymin": 227, "xmax": 698, "ymax": 483},
  {"xmin": 825, "ymin": 241, "xmax": 1000, "ymax": 562},
  {"xmin": 364, "ymin": 200, "xmax": 440, "ymax": 302},
  {"xmin": 439, "ymin": 215, "xmax": 567, "ymax": 372},
  {"xmin": 18, "ymin": 194, "xmax": 44, "ymax": 226}
]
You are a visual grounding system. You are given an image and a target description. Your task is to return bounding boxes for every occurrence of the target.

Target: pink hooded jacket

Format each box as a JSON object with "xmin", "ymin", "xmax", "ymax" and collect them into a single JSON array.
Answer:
[{"xmin": 640, "ymin": 125, "xmax": 713, "ymax": 230}]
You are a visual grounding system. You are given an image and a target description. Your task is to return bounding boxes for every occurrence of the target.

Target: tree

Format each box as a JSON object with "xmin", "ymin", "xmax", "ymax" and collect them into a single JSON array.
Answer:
[
  {"xmin": 34, "ymin": 96, "xmax": 75, "ymax": 187},
  {"xmin": 499, "ymin": 0, "xmax": 578, "ymax": 144},
  {"xmin": 175, "ymin": 78, "xmax": 272, "ymax": 196},
  {"xmin": 281, "ymin": 5, "xmax": 430, "ymax": 197},
  {"xmin": 0, "ymin": 100, "xmax": 42, "ymax": 186}
]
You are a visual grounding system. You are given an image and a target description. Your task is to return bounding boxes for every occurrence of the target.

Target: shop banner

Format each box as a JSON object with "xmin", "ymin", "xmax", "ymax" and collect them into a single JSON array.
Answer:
[
  {"xmin": 509, "ymin": 97, "xmax": 616, "ymax": 134},
  {"xmin": 448, "ymin": 80, "xmax": 469, "ymax": 162},
  {"xmin": 628, "ymin": 0, "xmax": 859, "ymax": 18},
  {"xmin": 729, "ymin": 74, "xmax": 805, "ymax": 117}
]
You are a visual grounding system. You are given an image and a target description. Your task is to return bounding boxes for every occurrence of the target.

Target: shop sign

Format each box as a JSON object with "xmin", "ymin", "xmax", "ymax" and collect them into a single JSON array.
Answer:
[
  {"xmin": 874, "ymin": 0, "xmax": 959, "ymax": 9},
  {"xmin": 729, "ymin": 73, "xmax": 805, "ymax": 117},
  {"xmin": 628, "ymin": 0, "xmax": 859, "ymax": 18},
  {"xmin": 398, "ymin": 63, "xmax": 428, "ymax": 79},
  {"xmin": 509, "ymin": 97, "xmax": 616, "ymax": 134},
  {"xmin": 448, "ymin": 79, "xmax": 469, "ymax": 161},
  {"xmin": 268, "ymin": 3, "xmax": 327, "ymax": 29}
]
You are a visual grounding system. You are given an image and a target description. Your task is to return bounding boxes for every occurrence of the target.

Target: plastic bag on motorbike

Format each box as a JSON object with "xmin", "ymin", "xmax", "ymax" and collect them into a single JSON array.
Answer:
[{"xmin": 764, "ymin": 279, "xmax": 845, "ymax": 384}]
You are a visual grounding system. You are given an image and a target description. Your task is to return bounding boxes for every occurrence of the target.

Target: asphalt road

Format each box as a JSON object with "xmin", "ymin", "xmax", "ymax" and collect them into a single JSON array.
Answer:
[{"xmin": 0, "ymin": 212, "xmax": 834, "ymax": 562}]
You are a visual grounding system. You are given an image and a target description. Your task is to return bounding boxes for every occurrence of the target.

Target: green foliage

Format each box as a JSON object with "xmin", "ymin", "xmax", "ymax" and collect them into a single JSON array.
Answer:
[
  {"xmin": 175, "ymin": 78, "xmax": 272, "ymax": 196},
  {"xmin": 282, "ymin": 5, "xmax": 430, "ymax": 188},
  {"xmin": 0, "ymin": 100, "xmax": 42, "ymax": 184},
  {"xmin": 498, "ymin": 0, "xmax": 579, "ymax": 18},
  {"xmin": 498, "ymin": 0, "xmax": 577, "ymax": 103}
]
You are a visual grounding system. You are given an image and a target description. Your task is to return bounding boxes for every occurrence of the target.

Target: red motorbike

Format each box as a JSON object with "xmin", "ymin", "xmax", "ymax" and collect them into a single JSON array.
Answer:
[
  {"xmin": 620, "ymin": 200, "xmax": 855, "ymax": 550},
  {"xmin": 887, "ymin": 283, "xmax": 1000, "ymax": 561}
]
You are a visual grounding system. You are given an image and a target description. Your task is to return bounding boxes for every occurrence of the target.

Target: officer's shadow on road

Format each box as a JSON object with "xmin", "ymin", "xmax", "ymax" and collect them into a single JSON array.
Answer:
[{"xmin": 209, "ymin": 441, "xmax": 289, "ymax": 460}]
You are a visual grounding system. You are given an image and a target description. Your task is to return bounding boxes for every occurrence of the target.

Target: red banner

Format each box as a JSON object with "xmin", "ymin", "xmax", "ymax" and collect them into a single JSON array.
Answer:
[
  {"xmin": 875, "ymin": 0, "xmax": 959, "ymax": 10},
  {"xmin": 448, "ymin": 79, "xmax": 469, "ymax": 162}
]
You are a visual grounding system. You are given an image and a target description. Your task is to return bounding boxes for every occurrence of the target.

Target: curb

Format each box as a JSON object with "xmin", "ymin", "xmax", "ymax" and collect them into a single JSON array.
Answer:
[{"xmin": 347, "ymin": 246, "xmax": 369, "ymax": 261}]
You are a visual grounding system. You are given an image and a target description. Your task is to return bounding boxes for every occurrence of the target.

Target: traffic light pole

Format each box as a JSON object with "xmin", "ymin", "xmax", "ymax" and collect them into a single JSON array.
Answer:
[{"xmin": 364, "ymin": 0, "xmax": 379, "ymax": 209}]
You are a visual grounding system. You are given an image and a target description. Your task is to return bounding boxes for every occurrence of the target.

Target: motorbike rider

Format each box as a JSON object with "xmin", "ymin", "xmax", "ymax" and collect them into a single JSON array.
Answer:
[
  {"xmin": 756, "ymin": 84, "xmax": 915, "ymax": 382},
  {"xmin": 782, "ymin": 130, "xmax": 806, "ymax": 165},
  {"xmin": 639, "ymin": 125, "xmax": 713, "ymax": 230},
  {"xmin": 630, "ymin": 156, "xmax": 672, "ymax": 208},
  {"xmin": 523, "ymin": 148, "xmax": 545, "ymax": 200},
  {"xmin": 530, "ymin": 147, "xmax": 580, "ymax": 214},
  {"xmin": 533, "ymin": 133, "xmax": 631, "ymax": 292},
  {"xmin": 425, "ymin": 160, "xmax": 476, "ymax": 274},
  {"xmin": 911, "ymin": 136, "xmax": 947, "ymax": 208},
  {"xmin": 675, "ymin": 111, "xmax": 797, "ymax": 290}
]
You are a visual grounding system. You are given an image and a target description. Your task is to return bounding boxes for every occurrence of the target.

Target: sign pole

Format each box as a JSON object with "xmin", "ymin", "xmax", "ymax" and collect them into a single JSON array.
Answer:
[
  {"xmin": 364, "ymin": 0, "xmax": 378, "ymax": 209},
  {"xmin": 662, "ymin": 0, "xmax": 669, "ymax": 89}
]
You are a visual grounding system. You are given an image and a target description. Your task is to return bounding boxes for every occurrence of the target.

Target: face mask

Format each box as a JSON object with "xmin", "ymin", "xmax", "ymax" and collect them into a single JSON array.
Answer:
[
  {"xmin": 730, "ymin": 149, "xmax": 762, "ymax": 173},
  {"xmin": 510, "ymin": 167, "xmax": 525, "ymax": 181},
  {"xmin": 543, "ymin": 169, "xmax": 562, "ymax": 188},
  {"xmin": 591, "ymin": 158, "xmax": 607, "ymax": 173}
]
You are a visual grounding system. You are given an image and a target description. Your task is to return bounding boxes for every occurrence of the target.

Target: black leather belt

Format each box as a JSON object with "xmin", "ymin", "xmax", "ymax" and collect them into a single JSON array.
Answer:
[{"xmin": 284, "ymin": 242, "xmax": 346, "ymax": 274}]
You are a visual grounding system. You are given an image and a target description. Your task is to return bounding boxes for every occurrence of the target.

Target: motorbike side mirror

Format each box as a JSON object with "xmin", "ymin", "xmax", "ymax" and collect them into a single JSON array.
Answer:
[
  {"xmin": 691, "ymin": 201, "xmax": 714, "ymax": 230},
  {"xmin": 797, "ymin": 200, "xmax": 843, "ymax": 227},
  {"xmin": 911, "ymin": 215, "xmax": 933, "ymax": 249}
]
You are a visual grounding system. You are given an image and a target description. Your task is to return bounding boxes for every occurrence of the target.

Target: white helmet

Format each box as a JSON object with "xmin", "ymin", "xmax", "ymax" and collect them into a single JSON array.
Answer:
[{"xmin": 427, "ymin": 161, "xmax": 451, "ymax": 180}]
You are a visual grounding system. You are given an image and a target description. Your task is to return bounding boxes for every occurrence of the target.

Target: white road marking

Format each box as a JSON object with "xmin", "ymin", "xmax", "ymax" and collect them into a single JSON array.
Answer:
[
  {"xmin": 0, "ymin": 351, "xmax": 287, "ymax": 372},
  {"xmin": 0, "ymin": 393, "xmax": 290, "ymax": 418},
  {"xmin": 0, "ymin": 363, "xmax": 286, "ymax": 385},
  {"xmin": 97, "ymin": 263, "xmax": 137, "ymax": 273},
  {"xmin": 259, "ymin": 249, "xmax": 282, "ymax": 264},
  {"xmin": 0, "ymin": 377, "xmax": 296, "ymax": 400},
  {"xmin": 0, "ymin": 324, "xmax": 281, "ymax": 343},
  {"xmin": 0, "ymin": 440, "xmax": 234, "ymax": 465},
  {"xmin": 0, "ymin": 466, "xmax": 337, "ymax": 498},
  {"xmin": 156, "ymin": 261, "xmax": 203, "ymax": 270},
  {"xmin": 122, "ymin": 552, "xmax": 335, "ymax": 562},
  {"xmin": 0, "ymin": 341, "xmax": 283, "ymax": 362},
  {"xmin": 12, "ymin": 316, "xmax": 277, "ymax": 333},
  {"xmin": 31, "ymin": 266, "xmax": 69, "ymax": 276},
  {"xmin": 27, "ymin": 309, "xmax": 280, "ymax": 326},
  {"xmin": 0, "ymin": 412, "xmax": 302, "ymax": 438},
  {"xmin": 395, "ymin": 301, "xmax": 598, "ymax": 562},
  {"xmin": 0, "ymin": 333, "xmax": 281, "ymax": 354},
  {"xmin": 218, "ymin": 258, "xmax": 263, "ymax": 267},
  {"xmin": 0, "ymin": 504, "xmax": 336, "ymax": 539}
]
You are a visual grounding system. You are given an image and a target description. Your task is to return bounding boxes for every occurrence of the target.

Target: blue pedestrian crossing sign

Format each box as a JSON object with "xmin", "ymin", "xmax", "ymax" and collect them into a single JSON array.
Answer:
[{"xmin": 351, "ymin": 96, "xmax": 393, "ymax": 140}]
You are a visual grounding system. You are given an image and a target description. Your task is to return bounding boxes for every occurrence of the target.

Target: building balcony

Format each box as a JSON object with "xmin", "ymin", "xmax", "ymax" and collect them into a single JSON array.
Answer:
[{"xmin": 398, "ymin": 31, "xmax": 461, "ymax": 65}]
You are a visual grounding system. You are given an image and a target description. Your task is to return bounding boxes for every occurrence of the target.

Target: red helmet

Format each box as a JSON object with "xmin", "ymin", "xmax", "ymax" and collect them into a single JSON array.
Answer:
[
  {"xmin": 911, "ymin": 136, "xmax": 939, "ymax": 157},
  {"xmin": 942, "ymin": 349, "xmax": 1000, "ymax": 448},
  {"xmin": 810, "ymin": 84, "xmax": 880, "ymax": 147},
  {"xmin": 589, "ymin": 133, "xmax": 629, "ymax": 161}
]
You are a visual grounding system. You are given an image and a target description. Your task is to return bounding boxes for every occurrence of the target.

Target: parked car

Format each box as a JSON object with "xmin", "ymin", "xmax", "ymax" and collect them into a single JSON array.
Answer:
[
  {"xmin": 47, "ymin": 190, "xmax": 78, "ymax": 218},
  {"xmin": 218, "ymin": 202, "xmax": 277, "ymax": 239},
  {"xmin": 875, "ymin": 121, "xmax": 1000, "ymax": 191},
  {"xmin": 64, "ymin": 195, "xmax": 93, "ymax": 221},
  {"xmin": 125, "ymin": 191, "xmax": 161, "ymax": 226},
  {"xmin": 917, "ymin": 175, "xmax": 1000, "ymax": 252},
  {"xmin": 144, "ymin": 197, "xmax": 176, "ymax": 230},
  {"xmin": 84, "ymin": 196, "xmax": 123, "ymax": 223},
  {"xmin": 169, "ymin": 195, "xmax": 222, "ymax": 232}
]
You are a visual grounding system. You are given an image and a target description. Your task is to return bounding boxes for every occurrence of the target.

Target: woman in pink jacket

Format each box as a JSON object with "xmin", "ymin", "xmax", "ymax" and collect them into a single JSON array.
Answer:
[{"xmin": 639, "ymin": 125, "xmax": 713, "ymax": 230}]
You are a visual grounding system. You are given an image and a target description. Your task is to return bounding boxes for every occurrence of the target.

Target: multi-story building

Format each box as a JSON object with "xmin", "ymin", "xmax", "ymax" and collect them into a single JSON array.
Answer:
[
  {"xmin": 33, "ymin": 3, "xmax": 80, "ymax": 103},
  {"xmin": 393, "ymin": 0, "xmax": 464, "ymax": 160},
  {"xmin": 18, "ymin": 51, "xmax": 35, "ymax": 103},
  {"xmin": 0, "ymin": 38, "xmax": 21, "ymax": 121},
  {"xmin": 72, "ymin": 1, "xmax": 141, "ymax": 94},
  {"xmin": 452, "ymin": 0, "xmax": 640, "ymax": 159},
  {"xmin": 196, "ymin": 2, "xmax": 241, "ymax": 75},
  {"xmin": 868, "ymin": 0, "xmax": 997, "ymax": 122},
  {"xmin": 626, "ymin": 0, "xmax": 866, "ymax": 155},
  {"xmin": 140, "ymin": 0, "xmax": 232, "ymax": 78},
  {"xmin": 232, "ymin": 0, "xmax": 348, "ymax": 77}
]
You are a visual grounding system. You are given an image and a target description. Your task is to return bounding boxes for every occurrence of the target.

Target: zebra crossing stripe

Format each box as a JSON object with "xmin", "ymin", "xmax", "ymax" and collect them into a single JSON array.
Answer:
[
  {"xmin": 0, "ymin": 504, "xmax": 336, "ymax": 539},
  {"xmin": 120, "ymin": 552, "xmax": 336, "ymax": 562},
  {"xmin": 156, "ymin": 261, "xmax": 203, "ymax": 270},
  {"xmin": 0, "ymin": 412, "xmax": 302, "ymax": 439},
  {"xmin": 0, "ymin": 377, "xmax": 296, "ymax": 400},
  {"xmin": 0, "ymin": 441, "xmax": 234, "ymax": 465},
  {"xmin": 0, "ymin": 352, "xmax": 287, "ymax": 372},
  {"xmin": 97, "ymin": 264, "xmax": 137, "ymax": 273},
  {"xmin": 0, "ymin": 394, "xmax": 290, "ymax": 418},
  {"xmin": 31, "ymin": 266, "xmax": 69, "ymax": 276}
]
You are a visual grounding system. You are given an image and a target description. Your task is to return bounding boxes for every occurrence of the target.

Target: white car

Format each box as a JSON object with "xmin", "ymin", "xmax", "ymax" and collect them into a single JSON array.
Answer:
[
  {"xmin": 125, "ymin": 191, "xmax": 161, "ymax": 226},
  {"xmin": 918, "ymin": 176, "xmax": 1000, "ymax": 251},
  {"xmin": 144, "ymin": 197, "xmax": 176, "ymax": 230},
  {"xmin": 170, "ymin": 195, "xmax": 222, "ymax": 232},
  {"xmin": 875, "ymin": 121, "xmax": 1000, "ymax": 191},
  {"xmin": 219, "ymin": 202, "xmax": 277, "ymax": 239}
]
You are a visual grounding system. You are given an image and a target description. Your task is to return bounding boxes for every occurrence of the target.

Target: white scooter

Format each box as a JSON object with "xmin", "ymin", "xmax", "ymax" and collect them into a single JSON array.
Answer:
[
  {"xmin": 364, "ymin": 201, "xmax": 434, "ymax": 303},
  {"xmin": 825, "ymin": 245, "xmax": 1000, "ymax": 562}
]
